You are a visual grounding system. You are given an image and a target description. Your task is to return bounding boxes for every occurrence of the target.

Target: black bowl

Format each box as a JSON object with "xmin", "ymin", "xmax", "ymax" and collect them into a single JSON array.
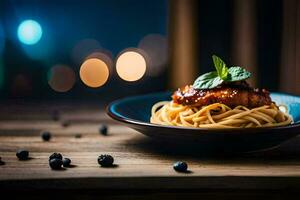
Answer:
[{"xmin": 107, "ymin": 92, "xmax": 300, "ymax": 153}]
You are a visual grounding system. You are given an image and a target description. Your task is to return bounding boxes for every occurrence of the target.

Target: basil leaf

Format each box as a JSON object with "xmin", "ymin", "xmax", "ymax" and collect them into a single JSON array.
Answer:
[
  {"xmin": 227, "ymin": 66, "xmax": 251, "ymax": 82},
  {"xmin": 193, "ymin": 71, "xmax": 224, "ymax": 89},
  {"xmin": 212, "ymin": 55, "xmax": 228, "ymax": 80},
  {"xmin": 192, "ymin": 56, "xmax": 252, "ymax": 90}
]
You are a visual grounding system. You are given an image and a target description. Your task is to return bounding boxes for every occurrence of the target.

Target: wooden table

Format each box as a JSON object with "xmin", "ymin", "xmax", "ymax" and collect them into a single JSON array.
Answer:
[{"xmin": 0, "ymin": 101, "xmax": 300, "ymax": 199}]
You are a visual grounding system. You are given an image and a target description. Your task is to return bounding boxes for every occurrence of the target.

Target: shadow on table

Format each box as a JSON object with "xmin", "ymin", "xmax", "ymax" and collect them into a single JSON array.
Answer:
[{"xmin": 124, "ymin": 135, "xmax": 300, "ymax": 165}]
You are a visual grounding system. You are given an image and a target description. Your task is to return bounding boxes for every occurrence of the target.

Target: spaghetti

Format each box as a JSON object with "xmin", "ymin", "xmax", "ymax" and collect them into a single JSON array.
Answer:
[
  {"xmin": 151, "ymin": 55, "xmax": 293, "ymax": 128},
  {"xmin": 150, "ymin": 101, "xmax": 292, "ymax": 128}
]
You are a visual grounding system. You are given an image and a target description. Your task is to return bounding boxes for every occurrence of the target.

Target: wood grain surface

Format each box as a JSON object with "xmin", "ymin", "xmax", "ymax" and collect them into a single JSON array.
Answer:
[{"xmin": 0, "ymin": 102, "xmax": 300, "ymax": 191}]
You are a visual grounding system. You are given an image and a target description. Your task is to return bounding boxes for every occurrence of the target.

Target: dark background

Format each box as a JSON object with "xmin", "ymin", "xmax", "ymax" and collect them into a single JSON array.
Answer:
[
  {"xmin": 0, "ymin": 0, "xmax": 283, "ymax": 101},
  {"xmin": 197, "ymin": 0, "xmax": 282, "ymax": 90}
]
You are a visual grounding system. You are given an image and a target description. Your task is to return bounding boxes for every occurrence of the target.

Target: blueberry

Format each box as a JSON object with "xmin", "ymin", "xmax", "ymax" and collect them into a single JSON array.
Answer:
[
  {"xmin": 49, "ymin": 153, "xmax": 63, "ymax": 161},
  {"xmin": 49, "ymin": 158, "xmax": 63, "ymax": 170},
  {"xmin": 97, "ymin": 154, "xmax": 114, "ymax": 167},
  {"xmin": 16, "ymin": 149, "xmax": 29, "ymax": 160},
  {"xmin": 62, "ymin": 158, "xmax": 71, "ymax": 167},
  {"xmin": 41, "ymin": 131, "xmax": 51, "ymax": 141},
  {"xmin": 75, "ymin": 133, "xmax": 82, "ymax": 138},
  {"xmin": 99, "ymin": 125, "xmax": 108, "ymax": 135},
  {"xmin": 173, "ymin": 161, "xmax": 188, "ymax": 172}
]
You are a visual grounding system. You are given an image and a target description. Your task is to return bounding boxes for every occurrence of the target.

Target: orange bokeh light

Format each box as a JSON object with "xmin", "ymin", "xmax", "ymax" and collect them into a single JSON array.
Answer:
[
  {"xmin": 116, "ymin": 50, "xmax": 146, "ymax": 82},
  {"xmin": 80, "ymin": 58, "xmax": 109, "ymax": 88}
]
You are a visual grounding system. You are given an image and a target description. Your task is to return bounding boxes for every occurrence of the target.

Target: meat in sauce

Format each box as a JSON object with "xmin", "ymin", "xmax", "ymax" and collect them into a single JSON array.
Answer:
[{"xmin": 172, "ymin": 81, "xmax": 272, "ymax": 108}]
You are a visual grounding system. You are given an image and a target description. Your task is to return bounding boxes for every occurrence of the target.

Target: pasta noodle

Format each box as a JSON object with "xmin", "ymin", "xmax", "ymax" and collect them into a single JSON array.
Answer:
[{"xmin": 150, "ymin": 101, "xmax": 292, "ymax": 128}]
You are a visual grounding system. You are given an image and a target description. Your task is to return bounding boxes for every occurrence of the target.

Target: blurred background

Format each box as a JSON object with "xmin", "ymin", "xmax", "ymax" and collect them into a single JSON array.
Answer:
[{"xmin": 0, "ymin": 0, "xmax": 299, "ymax": 103}]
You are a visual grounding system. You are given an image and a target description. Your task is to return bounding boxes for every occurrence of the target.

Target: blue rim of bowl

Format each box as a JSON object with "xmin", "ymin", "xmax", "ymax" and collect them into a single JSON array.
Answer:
[{"xmin": 107, "ymin": 92, "xmax": 300, "ymax": 132}]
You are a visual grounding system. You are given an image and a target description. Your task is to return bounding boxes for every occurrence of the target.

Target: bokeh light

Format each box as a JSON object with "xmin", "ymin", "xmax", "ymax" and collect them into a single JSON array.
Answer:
[
  {"xmin": 71, "ymin": 39, "xmax": 102, "ymax": 64},
  {"xmin": 17, "ymin": 20, "xmax": 54, "ymax": 62},
  {"xmin": 138, "ymin": 34, "xmax": 168, "ymax": 76},
  {"xmin": 17, "ymin": 20, "xmax": 43, "ymax": 45},
  {"xmin": 48, "ymin": 65, "xmax": 76, "ymax": 92},
  {"xmin": 116, "ymin": 49, "xmax": 147, "ymax": 82},
  {"xmin": 80, "ymin": 58, "xmax": 109, "ymax": 88}
]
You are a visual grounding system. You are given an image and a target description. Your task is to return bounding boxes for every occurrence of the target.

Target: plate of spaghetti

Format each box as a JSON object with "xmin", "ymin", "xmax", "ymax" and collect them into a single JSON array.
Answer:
[{"xmin": 108, "ymin": 55, "xmax": 300, "ymax": 153}]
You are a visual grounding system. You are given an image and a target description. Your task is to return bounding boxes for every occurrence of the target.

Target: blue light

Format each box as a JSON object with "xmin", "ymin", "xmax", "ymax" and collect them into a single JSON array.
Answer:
[{"xmin": 17, "ymin": 20, "xmax": 42, "ymax": 45}]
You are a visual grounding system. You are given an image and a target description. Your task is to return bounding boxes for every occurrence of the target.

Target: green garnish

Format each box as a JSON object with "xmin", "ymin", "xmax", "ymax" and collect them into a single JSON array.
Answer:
[
  {"xmin": 193, "ymin": 55, "xmax": 251, "ymax": 89},
  {"xmin": 212, "ymin": 55, "xmax": 228, "ymax": 80}
]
